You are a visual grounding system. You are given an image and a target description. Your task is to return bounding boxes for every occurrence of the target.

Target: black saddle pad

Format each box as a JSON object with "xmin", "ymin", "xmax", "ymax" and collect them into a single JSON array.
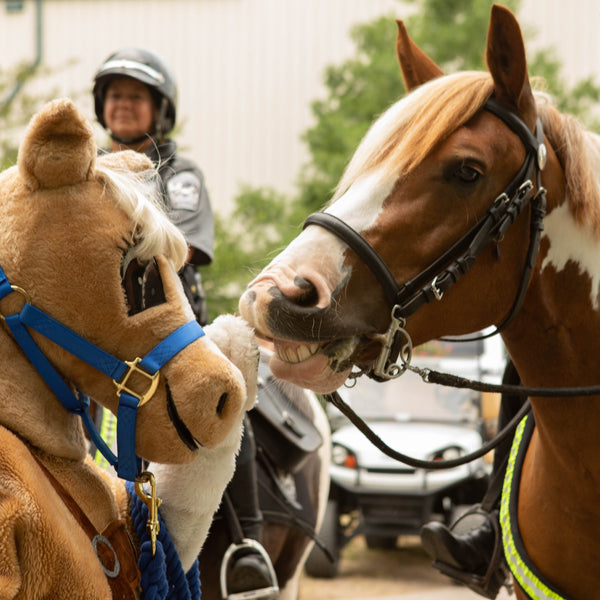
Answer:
[{"xmin": 249, "ymin": 360, "xmax": 323, "ymax": 473}]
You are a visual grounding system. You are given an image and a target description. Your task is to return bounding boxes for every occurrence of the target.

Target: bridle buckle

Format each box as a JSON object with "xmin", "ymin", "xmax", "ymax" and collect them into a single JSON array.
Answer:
[{"xmin": 431, "ymin": 276, "xmax": 444, "ymax": 301}]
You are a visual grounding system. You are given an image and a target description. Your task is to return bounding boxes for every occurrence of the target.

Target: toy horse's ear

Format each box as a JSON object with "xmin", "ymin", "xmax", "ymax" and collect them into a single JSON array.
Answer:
[
  {"xmin": 395, "ymin": 20, "xmax": 444, "ymax": 91},
  {"xmin": 486, "ymin": 4, "xmax": 537, "ymax": 129},
  {"xmin": 18, "ymin": 98, "xmax": 96, "ymax": 191}
]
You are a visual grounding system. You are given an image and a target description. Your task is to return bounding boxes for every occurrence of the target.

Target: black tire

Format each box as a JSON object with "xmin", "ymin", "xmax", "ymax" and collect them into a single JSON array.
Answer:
[
  {"xmin": 304, "ymin": 499, "xmax": 340, "ymax": 578},
  {"xmin": 365, "ymin": 534, "xmax": 397, "ymax": 550}
]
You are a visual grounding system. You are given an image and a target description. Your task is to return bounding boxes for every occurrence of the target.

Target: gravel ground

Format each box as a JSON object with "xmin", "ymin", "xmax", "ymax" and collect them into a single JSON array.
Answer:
[{"xmin": 298, "ymin": 536, "xmax": 515, "ymax": 600}]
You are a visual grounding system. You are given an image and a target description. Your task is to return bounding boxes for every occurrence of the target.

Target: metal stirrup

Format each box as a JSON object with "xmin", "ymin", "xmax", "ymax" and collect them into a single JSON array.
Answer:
[{"xmin": 219, "ymin": 539, "xmax": 279, "ymax": 600}]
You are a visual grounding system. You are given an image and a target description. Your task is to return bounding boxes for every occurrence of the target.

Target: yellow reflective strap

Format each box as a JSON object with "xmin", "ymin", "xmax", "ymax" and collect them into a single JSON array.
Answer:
[
  {"xmin": 94, "ymin": 408, "xmax": 118, "ymax": 471},
  {"xmin": 500, "ymin": 415, "xmax": 567, "ymax": 600}
]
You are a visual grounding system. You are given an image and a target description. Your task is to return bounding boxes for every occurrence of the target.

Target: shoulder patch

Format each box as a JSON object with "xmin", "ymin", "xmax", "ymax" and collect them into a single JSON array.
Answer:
[{"xmin": 166, "ymin": 171, "xmax": 201, "ymax": 211}]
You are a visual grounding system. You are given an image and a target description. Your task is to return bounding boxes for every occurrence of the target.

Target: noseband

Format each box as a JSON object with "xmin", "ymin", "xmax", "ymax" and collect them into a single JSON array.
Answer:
[
  {"xmin": 303, "ymin": 98, "xmax": 548, "ymax": 381},
  {"xmin": 0, "ymin": 263, "xmax": 203, "ymax": 482}
]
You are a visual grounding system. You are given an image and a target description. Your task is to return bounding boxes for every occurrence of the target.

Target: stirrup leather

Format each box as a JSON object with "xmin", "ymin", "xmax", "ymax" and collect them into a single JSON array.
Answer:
[
  {"xmin": 219, "ymin": 538, "xmax": 279, "ymax": 600},
  {"xmin": 432, "ymin": 506, "xmax": 513, "ymax": 600}
]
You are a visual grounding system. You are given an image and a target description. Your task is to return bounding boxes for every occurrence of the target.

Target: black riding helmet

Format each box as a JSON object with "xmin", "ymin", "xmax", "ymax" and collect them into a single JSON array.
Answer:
[{"xmin": 93, "ymin": 47, "xmax": 177, "ymax": 142}]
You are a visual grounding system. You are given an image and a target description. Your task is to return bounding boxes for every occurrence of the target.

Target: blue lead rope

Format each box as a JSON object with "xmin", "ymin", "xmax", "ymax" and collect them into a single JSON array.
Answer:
[
  {"xmin": 1, "ymin": 263, "xmax": 205, "ymax": 597},
  {"xmin": 127, "ymin": 481, "xmax": 201, "ymax": 600}
]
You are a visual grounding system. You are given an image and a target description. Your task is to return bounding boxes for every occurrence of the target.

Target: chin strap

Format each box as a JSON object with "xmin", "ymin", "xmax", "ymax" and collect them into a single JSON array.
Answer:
[
  {"xmin": 109, "ymin": 131, "xmax": 154, "ymax": 146},
  {"xmin": 0, "ymin": 264, "xmax": 204, "ymax": 482}
]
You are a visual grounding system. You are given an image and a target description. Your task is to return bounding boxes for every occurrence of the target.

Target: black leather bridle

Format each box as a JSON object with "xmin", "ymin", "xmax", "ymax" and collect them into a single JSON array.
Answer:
[{"xmin": 303, "ymin": 98, "xmax": 548, "ymax": 382}]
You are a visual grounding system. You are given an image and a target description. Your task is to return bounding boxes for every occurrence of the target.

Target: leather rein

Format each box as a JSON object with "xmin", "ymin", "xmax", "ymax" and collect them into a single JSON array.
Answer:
[{"xmin": 302, "ymin": 99, "xmax": 600, "ymax": 470}]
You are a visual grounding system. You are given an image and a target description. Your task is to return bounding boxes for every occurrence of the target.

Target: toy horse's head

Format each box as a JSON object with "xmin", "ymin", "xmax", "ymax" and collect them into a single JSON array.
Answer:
[{"xmin": 0, "ymin": 99, "xmax": 252, "ymax": 466}]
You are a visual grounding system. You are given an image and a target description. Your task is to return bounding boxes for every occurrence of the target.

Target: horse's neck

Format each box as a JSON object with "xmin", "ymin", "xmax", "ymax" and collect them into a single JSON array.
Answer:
[
  {"xmin": 0, "ymin": 330, "xmax": 86, "ymax": 460},
  {"xmin": 501, "ymin": 206, "xmax": 600, "ymax": 477},
  {"xmin": 503, "ymin": 189, "xmax": 600, "ymax": 386}
]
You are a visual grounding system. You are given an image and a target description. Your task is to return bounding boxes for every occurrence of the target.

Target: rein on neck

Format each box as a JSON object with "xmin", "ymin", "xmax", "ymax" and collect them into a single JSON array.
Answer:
[
  {"xmin": 0, "ymin": 263, "xmax": 204, "ymax": 482},
  {"xmin": 304, "ymin": 98, "xmax": 548, "ymax": 381}
]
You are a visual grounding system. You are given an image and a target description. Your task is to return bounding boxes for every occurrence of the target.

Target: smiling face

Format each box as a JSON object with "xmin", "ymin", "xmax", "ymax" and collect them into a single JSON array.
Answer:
[{"xmin": 103, "ymin": 77, "xmax": 157, "ymax": 147}]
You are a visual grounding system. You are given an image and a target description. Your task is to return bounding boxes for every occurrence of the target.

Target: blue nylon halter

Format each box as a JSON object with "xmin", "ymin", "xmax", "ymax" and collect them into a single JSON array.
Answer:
[{"xmin": 0, "ymin": 263, "xmax": 205, "ymax": 481}]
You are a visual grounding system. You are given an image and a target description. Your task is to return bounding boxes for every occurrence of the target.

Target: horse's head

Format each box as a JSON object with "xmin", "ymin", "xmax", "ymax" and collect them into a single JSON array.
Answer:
[
  {"xmin": 240, "ymin": 5, "xmax": 567, "ymax": 393},
  {"xmin": 0, "ymin": 98, "xmax": 254, "ymax": 466}
]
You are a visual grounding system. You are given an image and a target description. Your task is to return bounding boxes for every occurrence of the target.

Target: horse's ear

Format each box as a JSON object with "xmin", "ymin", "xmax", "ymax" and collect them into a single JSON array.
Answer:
[
  {"xmin": 18, "ymin": 98, "xmax": 96, "ymax": 191},
  {"xmin": 395, "ymin": 20, "xmax": 444, "ymax": 91},
  {"xmin": 486, "ymin": 4, "xmax": 537, "ymax": 128}
]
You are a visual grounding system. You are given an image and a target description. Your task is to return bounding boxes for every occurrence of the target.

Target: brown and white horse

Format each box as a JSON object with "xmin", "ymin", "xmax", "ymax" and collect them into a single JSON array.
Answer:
[{"xmin": 240, "ymin": 5, "xmax": 600, "ymax": 599}]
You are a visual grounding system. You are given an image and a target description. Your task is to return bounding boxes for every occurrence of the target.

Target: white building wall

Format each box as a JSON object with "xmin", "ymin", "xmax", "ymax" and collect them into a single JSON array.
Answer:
[{"xmin": 1, "ymin": 0, "xmax": 599, "ymax": 214}]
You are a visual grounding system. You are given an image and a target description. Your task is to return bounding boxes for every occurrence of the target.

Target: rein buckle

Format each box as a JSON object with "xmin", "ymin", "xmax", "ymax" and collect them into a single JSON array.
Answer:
[{"xmin": 113, "ymin": 357, "xmax": 159, "ymax": 405}]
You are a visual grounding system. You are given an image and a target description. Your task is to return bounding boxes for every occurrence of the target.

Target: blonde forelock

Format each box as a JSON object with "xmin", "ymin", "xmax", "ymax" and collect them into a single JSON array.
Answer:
[
  {"xmin": 96, "ymin": 165, "xmax": 188, "ymax": 270},
  {"xmin": 334, "ymin": 72, "xmax": 494, "ymax": 200}
]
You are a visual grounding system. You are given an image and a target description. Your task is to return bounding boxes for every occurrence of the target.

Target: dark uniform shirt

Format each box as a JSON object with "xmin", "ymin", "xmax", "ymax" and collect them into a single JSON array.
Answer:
[{"xmin": 145, "ymin": 139, "xmax": 214, "ymax": 267}]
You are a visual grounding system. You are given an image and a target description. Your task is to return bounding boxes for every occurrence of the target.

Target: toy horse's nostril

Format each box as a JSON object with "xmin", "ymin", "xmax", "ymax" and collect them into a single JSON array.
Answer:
[{"xmin": 216, "ymin": 392, "xmax": 228, "ymax": 417}]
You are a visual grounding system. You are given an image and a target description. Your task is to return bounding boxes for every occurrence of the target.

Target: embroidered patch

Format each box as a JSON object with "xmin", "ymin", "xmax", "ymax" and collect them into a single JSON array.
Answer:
[{"xmin": 167, "ymin": 172, "xmax": 201, "ymax": 211}]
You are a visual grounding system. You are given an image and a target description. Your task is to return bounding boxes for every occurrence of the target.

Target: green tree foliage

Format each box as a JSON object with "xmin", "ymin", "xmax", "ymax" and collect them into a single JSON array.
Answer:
[
  {"xmin": 0, "ymin": 62, "xmax": 67, "ymax": 171},
  {"xmin": 203, "ymin": 185, "xmax": 307, "ymax": 312},
  {"xmin": 208, "ymin": 1, "xmax": 600, "ymax": 317}
]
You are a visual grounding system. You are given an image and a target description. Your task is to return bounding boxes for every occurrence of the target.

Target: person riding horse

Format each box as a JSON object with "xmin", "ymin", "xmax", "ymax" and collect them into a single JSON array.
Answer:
[{"xmin": 92, "ymin": 47, "xmax": 275, "ymax": 596}]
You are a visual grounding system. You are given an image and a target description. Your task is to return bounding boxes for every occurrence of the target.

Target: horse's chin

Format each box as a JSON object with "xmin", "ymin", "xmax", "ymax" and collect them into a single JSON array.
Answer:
[{"xmin": 268, "ymin": 352, "xmax": 350, "ymax": 394}]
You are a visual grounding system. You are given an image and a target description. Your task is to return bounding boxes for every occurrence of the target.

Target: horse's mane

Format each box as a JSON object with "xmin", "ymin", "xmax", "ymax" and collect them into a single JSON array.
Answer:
[
  {"xmin": 334, "ymin": 71, "xmax": 600, "ymax": 232},
  {"xmin": 536, "ymin": 93, "xmax": 600, "ymax": 229},
  {"xmin": 96, "ymin": 164, "xmax": 188, "ymax": 270}
]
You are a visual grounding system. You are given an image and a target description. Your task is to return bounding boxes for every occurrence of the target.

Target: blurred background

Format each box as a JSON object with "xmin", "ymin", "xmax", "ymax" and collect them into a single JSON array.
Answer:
[{"xmin": 2, "ymin": 0, "xmax": 599, "ymax": 316}]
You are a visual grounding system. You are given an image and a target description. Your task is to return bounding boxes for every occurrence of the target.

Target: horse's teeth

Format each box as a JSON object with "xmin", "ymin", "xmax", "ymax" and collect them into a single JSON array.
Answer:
[
  {"xmin": 297, "ymin": 344, "xmax": 312, "ymax": 361},
  {"xmin": 276, "ymin": 342, "xmax": 320, "ymax": 363}
]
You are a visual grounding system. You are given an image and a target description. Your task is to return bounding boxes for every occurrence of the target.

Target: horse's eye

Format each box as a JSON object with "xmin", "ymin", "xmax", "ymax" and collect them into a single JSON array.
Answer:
[
  {"xmin": 454, "ymin": 164, "xmax": 481, "ymax": 183},
  {"xmin": 121, "ymin": 258, "xmax": 166, "ymax": 316}
]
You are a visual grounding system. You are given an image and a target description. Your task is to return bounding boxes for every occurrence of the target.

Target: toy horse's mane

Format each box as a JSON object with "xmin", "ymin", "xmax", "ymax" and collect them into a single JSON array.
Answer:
[
  {"xmin": 333, "ymin": 71, "xmax": 600, "ymax": 232},
  {"xmin": 96, "ymin": 160, "xmax": 187, "ymax": 270}
]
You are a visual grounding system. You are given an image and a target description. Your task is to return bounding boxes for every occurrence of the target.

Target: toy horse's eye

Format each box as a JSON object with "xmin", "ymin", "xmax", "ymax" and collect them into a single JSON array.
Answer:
[{"xmin": 121, "ymin": 258, "xmax": 166, "ymax": 316}]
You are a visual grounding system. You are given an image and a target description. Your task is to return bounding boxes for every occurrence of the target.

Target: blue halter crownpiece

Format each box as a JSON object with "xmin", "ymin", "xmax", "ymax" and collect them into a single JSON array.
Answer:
[{"xmin": 0, "ymin": 263, "xmax": 205, "ymax": 481}]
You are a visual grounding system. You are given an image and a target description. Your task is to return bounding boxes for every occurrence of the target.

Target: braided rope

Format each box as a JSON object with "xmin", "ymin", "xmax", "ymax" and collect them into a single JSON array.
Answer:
[{"xmin": 126, "ymin": 481, "xmax": 201, "ymax": 600}]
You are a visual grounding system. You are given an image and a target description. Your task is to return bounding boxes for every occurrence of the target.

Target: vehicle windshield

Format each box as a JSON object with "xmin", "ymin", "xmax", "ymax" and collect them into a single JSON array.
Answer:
[{"xmin": 333, "ymin": 336, "xmax": 497, "ymax": 426}]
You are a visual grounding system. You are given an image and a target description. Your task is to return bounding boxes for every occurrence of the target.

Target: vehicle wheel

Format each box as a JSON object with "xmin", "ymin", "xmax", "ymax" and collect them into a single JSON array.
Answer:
[
  {"xmin": 304, "ymin": 499, "xmax": 340, "ymax": 578},
  {"xmin": 365, "ymin": 534, "xmax": 397, "ymax": 550}
]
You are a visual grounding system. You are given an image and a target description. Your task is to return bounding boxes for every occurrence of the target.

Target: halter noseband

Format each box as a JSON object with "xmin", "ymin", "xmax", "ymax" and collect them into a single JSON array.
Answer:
[
  {"xmin": 303, "ymin": 98, "xmax": 548, "ymax": 381},
  {"xmin": 0, "ymin": 263, "xmax": 204, "ymax": 482}
]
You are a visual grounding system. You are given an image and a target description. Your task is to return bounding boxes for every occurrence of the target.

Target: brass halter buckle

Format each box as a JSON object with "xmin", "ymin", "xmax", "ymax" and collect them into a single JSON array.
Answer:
[{"xmin": 113, "ymin": 357, "xmax": 160, "ymax": 405}]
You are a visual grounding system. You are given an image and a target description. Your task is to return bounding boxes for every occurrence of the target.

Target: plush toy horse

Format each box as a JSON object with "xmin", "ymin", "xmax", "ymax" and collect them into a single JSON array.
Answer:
[{"xmin": 0, "ymin": 98, "xmax": 258, "ymax": 599}]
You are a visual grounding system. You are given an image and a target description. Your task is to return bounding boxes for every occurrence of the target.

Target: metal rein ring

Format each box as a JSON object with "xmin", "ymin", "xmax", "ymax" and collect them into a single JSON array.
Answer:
[{"xmin": 0, "ymin": 285, "xmax": 32, "ymax": 321}]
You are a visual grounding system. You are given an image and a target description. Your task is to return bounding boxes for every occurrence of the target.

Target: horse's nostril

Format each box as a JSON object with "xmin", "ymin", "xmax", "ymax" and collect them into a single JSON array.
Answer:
[
  {"xmin": 293, "ymin": 276, "xmax": 319, "ymax": 307},
  {"xmin": 216, "ymin": 393, "xmax": 228, "ymax": 417}
]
